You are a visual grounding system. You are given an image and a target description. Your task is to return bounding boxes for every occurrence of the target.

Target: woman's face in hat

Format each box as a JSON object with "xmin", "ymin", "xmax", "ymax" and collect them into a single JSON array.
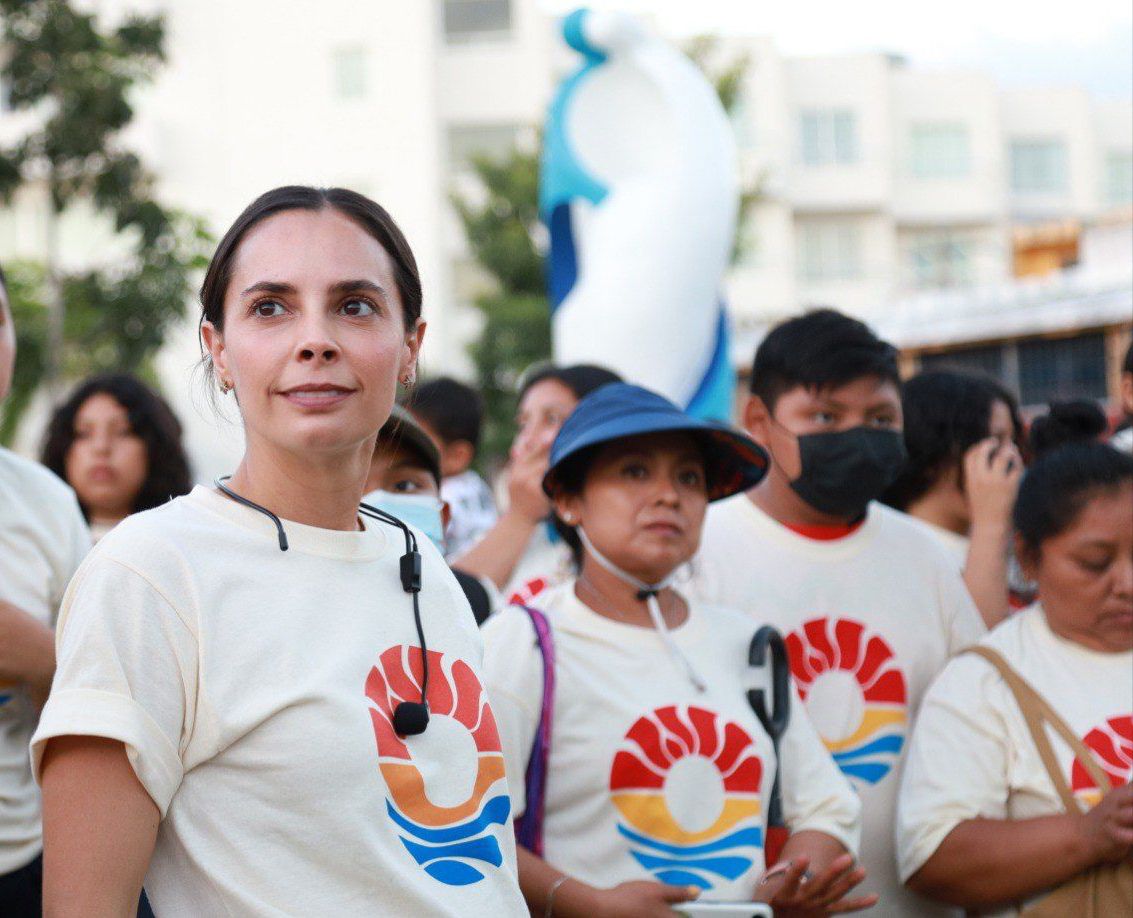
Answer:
[{"xmin": 557, "ymin": 431, "xmax": 708, "ymax": 583}]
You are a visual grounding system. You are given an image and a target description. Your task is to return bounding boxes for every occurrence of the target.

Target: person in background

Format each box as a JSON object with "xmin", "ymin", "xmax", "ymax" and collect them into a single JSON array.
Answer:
[
  {"xmin": 689, "ymin": 309, "xmax": 985, "ymax": 918},
  {"xmin": 1029, "ymin": 400, "xmax": 1108, "ymax": 457},
  {"xmin": 882, "ymin": 370, "xmax": 1025, "ymax": 627},
  {"xmin": 897, "ymin": 441, "xmax": 1133, "ymax": 916},
  {"xmin": 1112, "ymin": 341, "xmax": 1133, "ymax": 454},
  {"xmin": 483, "ymin": 383, "xmax": 872, "ymax": 917},
  {"xmin": 456, "ymin": 363, "xmax": 620, "ymax": 606},
  {"xmin": 42, "ymin": 373, "xmax": 192, "ymax": 542},
  {"xmin": 0, "ymin": 264, "xmax": 90, "ymax": 916},
  {"xmin": 365, "ymin": 404, "xmax": 498, "ymax": 624},
  {"xmin": 409, "ymin": 377, "xmax": 497, "ymax": 558}
]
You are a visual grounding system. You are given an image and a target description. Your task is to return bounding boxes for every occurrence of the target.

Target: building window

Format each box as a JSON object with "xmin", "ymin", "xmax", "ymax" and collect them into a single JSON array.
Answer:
[
  {"xmin": 908, "ymin": 233, "xmax": 973, "ymax": 288},
  {"xmin": 444, "ymin": 0, "xmax": 511, "ymax": 41},
  {"xmin": 797, "ymin": 220, "xmax": 861, "ymax": 281},
  {"xmin": 909, "ymin": 123, "xmax": 970, "ymax": 179},
  {"xmin": 332, "ymin": 46, "xmax": 368, "ymax": 99},
  {"xmin": 1104, "ymin": 150, "xmax": 1133, "ymax": 205},
  {"xmin": 1018, "ymin": 333, "xmax": 1107, "ymax": 405},
  {"xmin": 447, "ymin": 123, "xmax": 521, "ymax": 172},
  {"xmin": 799, "ymin": 109, "xmax": 858, "ymax": 166},
  {"xmin": 1010, "ymin": 139, "xmax": 1068, "ymax": 194},
  {"xmin": 920, "ymin": 343, "xmax": 1006, "ymax": 384}
]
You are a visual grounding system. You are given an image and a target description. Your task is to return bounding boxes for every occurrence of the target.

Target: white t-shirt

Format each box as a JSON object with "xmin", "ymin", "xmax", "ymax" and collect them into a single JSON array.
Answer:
[
  {"xmin": 502, "ymin": 522, "xmax": 574, "ymax": 606},
  {"xmin": 0, "ymin": 447, "xmax": 90, "ymax": 876},
  {"xmin": 907, "ymin": 517, "xmax": 969, "ymax": 574},
  {"xmin": 480, "ymin": 582, "xmax": 861, "ymax": 900},
  {"xmin": 897, "ymin": 604, "xmax": 1133, "ymax": 917},
  {"xmin": 441, "ymin": 470, "xmax": 498, "ymax": 559},
  {"xmin": 688, "ymin": 496, "xmax": 986, "ymax": 918},
  {"xmin": 31, "ymin": 486, "xmax": 526, "ymax": 917}
]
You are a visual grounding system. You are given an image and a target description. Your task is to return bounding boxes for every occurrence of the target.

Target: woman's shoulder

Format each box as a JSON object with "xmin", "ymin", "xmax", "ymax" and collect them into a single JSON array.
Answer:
[{"xmin": 0, "ymin": 446, "xmax": 79, "ymax": 510}]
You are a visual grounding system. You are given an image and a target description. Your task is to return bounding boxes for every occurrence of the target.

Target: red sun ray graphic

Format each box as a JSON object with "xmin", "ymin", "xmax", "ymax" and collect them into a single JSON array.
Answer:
[{"xmin": 1071, "ymin": 715, "xmax": 1133, "ymax": 801}]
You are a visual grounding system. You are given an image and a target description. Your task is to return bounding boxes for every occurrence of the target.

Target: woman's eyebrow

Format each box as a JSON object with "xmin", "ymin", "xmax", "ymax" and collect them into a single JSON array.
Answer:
[
  {"xmin": 241, "ymin": 280, "xmax": 295, "ymax": 297},
  {"xmin": 330, "ymin": 279, "xmax": 388, "ymax": 302}
]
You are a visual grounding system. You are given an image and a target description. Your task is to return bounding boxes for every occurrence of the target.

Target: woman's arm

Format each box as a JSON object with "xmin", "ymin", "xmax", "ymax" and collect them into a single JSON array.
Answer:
[
  {"xmin": 754, "ymin": 832, "xmax": 877, "ymax": 915},
  {"xmin": 908, "ymin": 783, "xmax": 1133, "ymax": 909},
  {"xmin": 0, "ymin": 599, "xmax": 55, "ymax": 707},
  {"xmin": 515, "ymin": 845, "xmax": 697, "ymax": 917},
  {"xmin": 40, "ymin": 736, "xmax": 159, "ymax": 918},
  {"xmin": 961, "ymin": 439, "xmax": 1022, "ymax": 628}
]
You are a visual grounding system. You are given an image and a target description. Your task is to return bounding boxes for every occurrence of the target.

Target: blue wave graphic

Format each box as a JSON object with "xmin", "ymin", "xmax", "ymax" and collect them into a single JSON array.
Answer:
[
  {"xmin": 387, "ymin": 793, "xmax": 512, "ymax": 887},
  {"xmin": 832, "ymin": 733, "xmax": 905, "ymax": 762},
  {"xmin": 618, "ymin": 822, "xmax": 762, "ymax": 889},
  {"xmin": 832, "ymin": 731, "xmax": 905, "ymax": 786}
]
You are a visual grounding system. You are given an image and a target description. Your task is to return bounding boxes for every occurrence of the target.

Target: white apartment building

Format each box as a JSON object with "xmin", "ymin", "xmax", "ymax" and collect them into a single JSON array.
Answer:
[{"xmin": 1, "ymin": 0, "xmax": 1130, "ymax": 470}]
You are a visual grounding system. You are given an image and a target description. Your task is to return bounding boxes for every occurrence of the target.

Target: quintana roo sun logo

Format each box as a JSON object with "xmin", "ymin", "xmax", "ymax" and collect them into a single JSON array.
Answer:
[
  {"xmin": 609, "ymin": 705, "xmax": 764, "ymax": 890},
  {"xmin": 366, "ymin": 645, "xmax": 511, "ymax": 887},
  {"xmin": 785, "ymin": 617, "xmax": 908, "ymax": 788},
  {"xmin": 1071, "ymin": 715, "xmax": 1133, "ymax": 809}
]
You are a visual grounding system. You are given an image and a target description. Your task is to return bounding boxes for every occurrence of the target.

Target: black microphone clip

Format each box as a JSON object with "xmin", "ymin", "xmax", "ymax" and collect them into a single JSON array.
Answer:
[
  {"xmin": 400, "ymin": 551, "xmax": 422, "ymax": 593},
  {"xmin": 393, "ymin": 701, "xmax": 430, "ymax": 736}
]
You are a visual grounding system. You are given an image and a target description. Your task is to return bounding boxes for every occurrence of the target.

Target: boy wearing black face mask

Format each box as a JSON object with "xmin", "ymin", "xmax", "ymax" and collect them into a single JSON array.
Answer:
[{"xmin": 689, "ymin": 309, "xmax": 984, "ymax": 918}]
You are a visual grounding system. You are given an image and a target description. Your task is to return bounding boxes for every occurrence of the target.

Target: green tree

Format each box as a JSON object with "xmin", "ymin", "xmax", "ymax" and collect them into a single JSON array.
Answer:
[
  {"xmin": 451, "ymin": 35, "xmax": 756, "ymax": 466},
  {"xmin": 0, "ymin": 0, "xmax": 210, "ymax": 444}
]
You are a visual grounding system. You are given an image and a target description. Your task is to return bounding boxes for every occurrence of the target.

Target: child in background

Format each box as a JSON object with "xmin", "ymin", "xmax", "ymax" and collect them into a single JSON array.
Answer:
[
  {"xmin": 882, "ymin": 370, "xmax": 1024, "ymax": 627},
  {"xmin": 689, "ymin": 309, "xmax": 985, "ymax": 918},
  {"xmin": 364, "ymin": 404, "xmax": 499, "ymax": 624},
  {"xmin": 410, "ymin": 377, "xmax": 497, "ymax": 558}
]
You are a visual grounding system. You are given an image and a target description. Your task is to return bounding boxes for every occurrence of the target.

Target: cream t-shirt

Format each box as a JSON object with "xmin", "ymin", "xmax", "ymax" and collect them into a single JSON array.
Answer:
[
  {"xmin": 31, "ymin": 486, "xmax": 526, "ymax": 917},
  {"xmin": 0, "ymin": 447, "xmax": 90, "ymax": 876},
  {"xmin": 481, "ymin": 583, "xmax": 861, "ymax": 900},
  {"xmin": 897, "ymin": 604, "xmax": 1133, "ymax": 917},
  {"xmin": 502, "ymin": 523, "xmax": 574, "ymax": 606},
  {"xmin": 688, "ymin": 496, "xmax": 986, "ymax": 918}
]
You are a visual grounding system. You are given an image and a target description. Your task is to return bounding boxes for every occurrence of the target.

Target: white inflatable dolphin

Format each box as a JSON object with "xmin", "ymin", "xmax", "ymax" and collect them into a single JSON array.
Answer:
[{"xmin": 541, "ymin": 8, "xmax": 739, "ymax": 419}]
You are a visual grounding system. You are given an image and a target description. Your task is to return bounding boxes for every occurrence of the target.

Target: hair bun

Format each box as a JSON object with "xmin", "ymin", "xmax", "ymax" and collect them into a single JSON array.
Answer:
[{"xmin": 1029, "ymin": 400, "xmax": 1107, "ymax": 456}]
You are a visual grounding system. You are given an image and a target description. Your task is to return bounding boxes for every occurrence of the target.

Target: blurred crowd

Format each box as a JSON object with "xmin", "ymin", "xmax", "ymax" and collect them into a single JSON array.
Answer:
[{"xmin": 1, "ymin": 188, "xmax": 1130, "ymax": 917}]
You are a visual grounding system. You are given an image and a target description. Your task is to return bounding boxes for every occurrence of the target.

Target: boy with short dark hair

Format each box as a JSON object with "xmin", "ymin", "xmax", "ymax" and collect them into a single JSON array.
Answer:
[
  {"xmin": 410, "ymin": 377, "xmax": 497, "ymax": 558},
  {"xmin": 691, "ymin": 309, "xmax": 984, "ymax": 918}
]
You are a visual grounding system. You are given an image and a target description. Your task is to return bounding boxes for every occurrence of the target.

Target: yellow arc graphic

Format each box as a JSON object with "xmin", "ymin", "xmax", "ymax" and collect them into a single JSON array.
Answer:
[
  {"xmin": 612, "ymin": 792, "xmax": 761, "ymax": 845},
  {"xmin": 823, "ymin": 707, "xmax": 905, "ymax": 753}
]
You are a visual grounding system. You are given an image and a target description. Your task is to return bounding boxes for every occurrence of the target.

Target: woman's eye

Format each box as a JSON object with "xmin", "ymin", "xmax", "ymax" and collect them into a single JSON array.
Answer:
[
  {"xmin": 1076, "ymin": 556, "xmax": 1111, "ymax": 574},
  {"xmin": 678, "ymin": 469, "xmax": 704, "ymax": 487},
  {"xmin": 621, "ymin": 463, "xmax": 648, "ymax": 479},
  {"xmin": 813, "ymin": 411, "xmax": 836, "ymax": 425},
  {"xmin": 393, "ymin": 480, "xmax": 421, "ymax": 493},
  {"xmin": 871, "ymin": 415, "xmax": 897, "ymax": 428},
  {"xmin": 253, "ymin": 300, "xmax": 287, "ymax": 318},
  {"xmin": 341, "ymin": 298, "xmax": 376, "ymax": 318}
]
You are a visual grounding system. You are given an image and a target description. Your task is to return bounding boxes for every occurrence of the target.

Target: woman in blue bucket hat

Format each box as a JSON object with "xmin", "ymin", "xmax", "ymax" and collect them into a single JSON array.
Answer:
[{"xmin": 481, "ymin": 383, "xmax": 873, "ymax": 917}]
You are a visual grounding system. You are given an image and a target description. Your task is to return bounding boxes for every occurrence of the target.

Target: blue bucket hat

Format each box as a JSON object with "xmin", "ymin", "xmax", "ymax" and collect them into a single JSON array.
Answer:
[{"xmin": 543, "ymin": 383, "xmax": 769, "ymax": 502}]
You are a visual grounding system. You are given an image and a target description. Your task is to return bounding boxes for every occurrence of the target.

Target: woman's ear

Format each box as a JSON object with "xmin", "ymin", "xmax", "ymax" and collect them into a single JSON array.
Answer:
[
  {"xmin": 201, "ymin": 321, "xmax": 229, "ymax": 388},
  {"xmin": 401, "ymin": 319, "xmax": 426, "ymax": 382},
  {"xmin": 554, "ymin": 493, "xmax": 582, "ymax": 528}
]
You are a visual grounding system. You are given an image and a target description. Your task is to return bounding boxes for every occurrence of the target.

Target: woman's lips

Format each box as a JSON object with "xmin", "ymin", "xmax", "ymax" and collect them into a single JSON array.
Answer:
[
  {"xmin": 279, "ymin": 386, "xmax": 355, "ymax": 409},
  {"xmin": 86, "ymin": 465, "xmax": 116, "ymax": 482}
]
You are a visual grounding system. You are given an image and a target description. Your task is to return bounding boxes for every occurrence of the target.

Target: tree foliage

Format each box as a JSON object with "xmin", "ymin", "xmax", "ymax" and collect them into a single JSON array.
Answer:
[{"xmin": 0, "ymin": 0, "xmax": 210, "ymax": 444}]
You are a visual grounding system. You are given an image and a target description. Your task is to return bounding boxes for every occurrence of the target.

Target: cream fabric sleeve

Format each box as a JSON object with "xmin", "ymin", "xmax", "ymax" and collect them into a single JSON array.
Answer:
[
  {"xmin": 31, "ymin": 555, "xmax": 198, "ymax": 816},
  {"xmin": 479, "ymin": 605, "xmax": 545, "ymax": 818},
  {"xmin": 936, "ymin": 557, "xmax": 987, "ymax": 656},
  {"xmin": 49, "ymin": 489, "xmax": 92, "ymax": 621},
  {"xmin": 778, "ymin": 686, "xmax": 862, "ymax": 857},
  {"xmin": 895, "ymin": 655, "xmax": 1010, "ymax": 882}
]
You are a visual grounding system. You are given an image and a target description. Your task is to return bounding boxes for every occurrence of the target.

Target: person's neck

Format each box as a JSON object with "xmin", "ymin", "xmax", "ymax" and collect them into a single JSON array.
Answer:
[
  {"xmin": 906, "ymin": 486, "xmax": 968, "ymax": 536},
  {"xmin": 225, "ymin": 438, "xmax": 375, "ymax": 532},
  {"xmin": 747, "ymin": 472, "xmax": 857, "ymax": 528},
  {"xmin": 574, "ymin": 556, "xmax": 685, "ymax": 629},
  {"xmin": 88, "ymin": 509, "xmax": 129, "ymax": 528}
]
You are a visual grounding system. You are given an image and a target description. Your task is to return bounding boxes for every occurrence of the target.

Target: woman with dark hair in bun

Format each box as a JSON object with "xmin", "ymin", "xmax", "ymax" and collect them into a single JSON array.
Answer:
[
  {"xmin": 898, "ymin": 440, "xmax": 1133, "ymax": 915},
  {"xmin": 32, "ymin": 187, "xmax": 526, "ymax": 916},
  {"xmin": 42, "ymin": 374, "xmax": 192, "ymax": 541}
]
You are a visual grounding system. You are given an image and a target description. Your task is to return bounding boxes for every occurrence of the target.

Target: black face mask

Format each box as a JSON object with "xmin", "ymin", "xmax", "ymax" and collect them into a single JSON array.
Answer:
[{"xmin": 787, "ymin": 427, "xmax": 907, "ymax": 519}]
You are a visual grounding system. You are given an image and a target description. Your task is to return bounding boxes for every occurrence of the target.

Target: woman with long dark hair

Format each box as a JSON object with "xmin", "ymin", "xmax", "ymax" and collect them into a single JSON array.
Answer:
[
  {"xmin": 42, "ymin": 374, "xmax": 192, "ymax": 540},
  {"xmin": 32, "ymin": 187, "xmax": 526, "ymax": 916}
]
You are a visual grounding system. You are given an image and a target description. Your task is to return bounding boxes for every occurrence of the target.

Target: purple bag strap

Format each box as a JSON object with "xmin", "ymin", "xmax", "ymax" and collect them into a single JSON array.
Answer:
[{"xmin": 513, "ymin": 604, "xmax": 555, "ymax": 857}]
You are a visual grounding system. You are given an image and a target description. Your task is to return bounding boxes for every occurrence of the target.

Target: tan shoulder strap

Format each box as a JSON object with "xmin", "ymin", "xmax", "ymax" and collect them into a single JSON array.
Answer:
[{"xmin": 962, "ymin": 645, "xmax": 1111, "ymax": 814}]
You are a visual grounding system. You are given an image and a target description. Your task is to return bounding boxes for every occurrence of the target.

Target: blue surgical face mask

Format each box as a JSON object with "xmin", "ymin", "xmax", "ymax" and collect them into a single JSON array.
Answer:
[{"xmin": 362, "ymin": 490, "xmax": 446, "ymax": 552}]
